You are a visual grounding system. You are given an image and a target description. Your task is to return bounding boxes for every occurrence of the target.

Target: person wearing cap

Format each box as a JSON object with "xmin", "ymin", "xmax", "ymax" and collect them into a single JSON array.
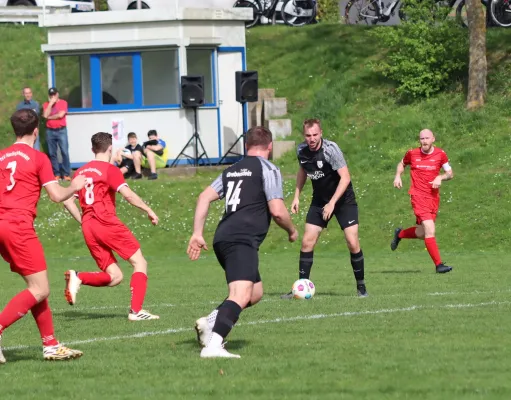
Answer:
[
  {"xmin": 43, "ymin": 87, "xmax": 70, "ymax": 181},
  {"xmin": 15, "ymin": 87, "xmax": 41, "ymax": 151}
]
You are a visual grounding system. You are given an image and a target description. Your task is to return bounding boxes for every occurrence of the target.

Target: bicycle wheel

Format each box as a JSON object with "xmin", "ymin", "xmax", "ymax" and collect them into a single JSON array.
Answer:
[
  {"xmin": 233, "ymin": 0, "xmax": 262, "ymax": 29},
  {"xmin": 344, "ymin": 0, "xmax": 380, "ymax": 25},
  {"xmin": 490, "ymin": 0, "xmax": 511, "ymax": 27},
  {"xmin": 280, "ymin": 0, "xmax": 316, "ymax": 27}
]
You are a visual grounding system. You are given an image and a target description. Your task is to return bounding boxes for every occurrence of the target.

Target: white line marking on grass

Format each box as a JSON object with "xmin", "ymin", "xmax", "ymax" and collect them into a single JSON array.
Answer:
[
  {"xmin": 4, "ymin": 300, "xmax": 509, "ymax": 352},
  {"xmin": 50, "ymin": 289, "xmax": 511, "ymax": 313}
]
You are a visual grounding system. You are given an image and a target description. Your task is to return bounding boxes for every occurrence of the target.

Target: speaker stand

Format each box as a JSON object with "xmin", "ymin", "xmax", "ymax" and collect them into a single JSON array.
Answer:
[
  {"xmin": 217, "ymin": 102, "xmax": 247, "ymax": 165},
  {"xmin": 170, "ymin": 107, "xmax": 211, "ymax": 168}
]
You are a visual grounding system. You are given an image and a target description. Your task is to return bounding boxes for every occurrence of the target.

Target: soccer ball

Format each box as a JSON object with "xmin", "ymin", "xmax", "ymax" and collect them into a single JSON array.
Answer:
[
  {"xmin": 291, "ymin": 279, "xmax": 316, "ymax": 300},
  {"xmin": 122, "ymin": 149, "xmax": 131, "ymax": 157}
]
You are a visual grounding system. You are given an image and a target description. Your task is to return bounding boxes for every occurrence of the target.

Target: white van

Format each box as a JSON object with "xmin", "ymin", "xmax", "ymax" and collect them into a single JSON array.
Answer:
[{"xmin": 0, "ymin": 0, "xmax": 94, "ymax": 12}]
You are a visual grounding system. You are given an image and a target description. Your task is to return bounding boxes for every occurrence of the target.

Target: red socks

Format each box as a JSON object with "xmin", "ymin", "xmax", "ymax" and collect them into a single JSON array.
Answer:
[
  {"xmin": 130, "ymin": 272, "xmax": 148, "ymax": 313},
  {"xmin": 76, "ymin": 270, "xmax": 148, "ymax": 313},
  {"xmin": 425, "ymin": 237, "xmax": 442, "ymax": 266},
  {"xmin": 399, "ymin": 227, "xmax": 417, "ymax": 239},
  {"xmin": 0, "ymin": 289, "xmax": 38, "ymax": 335},
  {"xmin": 31, "ymin": 299, "xmax": 59, "ymax": 347},
  {"xmin": 78, "ymin": 271, "xmax": 112, "ymax": 287}
]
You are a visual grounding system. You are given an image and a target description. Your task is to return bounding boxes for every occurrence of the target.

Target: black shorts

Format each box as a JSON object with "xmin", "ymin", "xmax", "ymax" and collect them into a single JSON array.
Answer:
[
  {"xmin": 213, "ymin": 242, "xmax": 261, "ymax": 284},
  {"xmin": 119, "ymin": 158, "xmax": 135, "ymax": 175},
  {"xmin": 306, "ymin": 203, "xmax": 359, "ymax": 230}
]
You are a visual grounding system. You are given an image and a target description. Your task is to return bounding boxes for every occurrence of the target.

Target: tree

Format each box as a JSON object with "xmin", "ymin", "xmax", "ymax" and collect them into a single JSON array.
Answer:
[{"xmin": 465, "ymin": 0, "xmax": 487, "ymax": 110}]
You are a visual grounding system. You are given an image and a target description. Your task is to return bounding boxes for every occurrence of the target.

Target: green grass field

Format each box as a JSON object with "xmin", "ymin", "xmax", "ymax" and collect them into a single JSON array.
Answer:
[{"xmin": 1, "ymin": 20, "xmax": 511, "ymax": 400}]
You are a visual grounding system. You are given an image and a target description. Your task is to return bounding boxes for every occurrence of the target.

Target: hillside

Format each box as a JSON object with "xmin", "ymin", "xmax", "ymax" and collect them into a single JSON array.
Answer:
[{"xmin": 0, "ymin": 23, "xmax": 510, "ymax": 256}]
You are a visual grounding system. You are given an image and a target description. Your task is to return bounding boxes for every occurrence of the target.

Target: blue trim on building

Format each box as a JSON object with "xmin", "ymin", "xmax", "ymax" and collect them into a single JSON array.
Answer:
[
  {"xmin": 132, "ymin": 53, "xmax": 143, "ymax": 108},
  {"xmin": 50, "ymin": 56, "xmax": 56, "ymax": 87},
  {"xmin": 90, "ymin": 55, "xmax": 102, "ymax": 108},
  {"xmin": 204, "ymin": 48, "xmax": 217, "ymax": 107}
]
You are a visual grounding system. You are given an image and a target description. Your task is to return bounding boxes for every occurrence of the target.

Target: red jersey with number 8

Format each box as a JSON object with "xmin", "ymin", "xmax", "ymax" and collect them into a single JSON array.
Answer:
[
  {"xmin": 75, "ymin": 160, "xmax": 127, "ymax": 224},
  {"xmin": 0, "ymin": 142, "xmax": 57, "ymax": 221}
]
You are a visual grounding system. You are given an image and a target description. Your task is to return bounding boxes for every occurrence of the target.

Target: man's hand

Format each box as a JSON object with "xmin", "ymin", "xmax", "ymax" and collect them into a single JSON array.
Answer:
[
  {"xmin": 393, "ymin": 176, "xmax": 403, "ymax": 189},
  {"xmin": 187, "ymin": 234, "xmax": 208, "ymax": 261},
  {"xmin": 289, "ymin": 228, "xmax": 299, "ymax": 243},
  {"xmin": 48, "ymin": 96, "xmax": 56, "ymax": 105},
  {"xmin": 147, "ymin": 209, "xmax": 159, "ymax": 225},
  {"xmin": 70, "ymin": 175, "xmax": 86, "ymax": 191},
  {"xmin": 291, "ymin": 197, "xmax": 300, "ymax": 214},
  {"xmin": 322, "ymin": 201, "xmax": 335, "ymax": 221},
  {"xmin": 430, "ymin": 176, "xmax": 442, "ymax": 189}
]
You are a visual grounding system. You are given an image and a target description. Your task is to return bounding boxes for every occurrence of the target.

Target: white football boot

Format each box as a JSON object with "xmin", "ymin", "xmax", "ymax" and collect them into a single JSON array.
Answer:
[
  {"xmin": 64, "ymin": 270, "xmax": 82, "ymax": 306},
  {"xmin": 128, "ymin": 309, "xmax": 160, "ymax": 321},
  {"xmin": 195, "ymin": 313, "xmax": 217, "ymax": 348},
  {"xmin": 43, "ymin": 344, "xmax": 83, "ymax": 361},
  {"xmin": 0, "ymin": 335, "xmax": 6, "ymax": 364},
  {"xmin": 200, "ymin": 345, "xmax": 240, "ymax": 359}
]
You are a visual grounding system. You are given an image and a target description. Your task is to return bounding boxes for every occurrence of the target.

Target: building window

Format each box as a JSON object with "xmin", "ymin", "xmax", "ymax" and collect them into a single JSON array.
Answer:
[
  {"xmin": 141, "ymin": 50, "xmax": 179, "ymax": 106},
  {"xmin": 186, "ymin": 49, "xmax": 215, "ymax": 105},
  {"xmin": 52, "ymin": 49, "xmax": 182, "ymax": 112},
  {"xmin": 100, "ymin": 55, "xmax": 134, "ymax": 105},
  {"xmin": 53, "ymin": 55, "xmax": 91, "ymax": 109}
]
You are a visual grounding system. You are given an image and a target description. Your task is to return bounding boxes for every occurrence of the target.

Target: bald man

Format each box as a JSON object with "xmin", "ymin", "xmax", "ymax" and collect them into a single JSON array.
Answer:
[{"xmin": 391, "ymin": 129, "xmax": 454, "ymax": 273}]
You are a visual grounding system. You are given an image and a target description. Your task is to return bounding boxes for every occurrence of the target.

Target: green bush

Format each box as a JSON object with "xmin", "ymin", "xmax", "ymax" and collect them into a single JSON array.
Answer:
[
  {"xmin": 370, "ymin": 0, "xmax": 468, "ymax": 98},
  {"xmin": 316, "ymin": 0, "xmax": 340, "ymax": 22}
]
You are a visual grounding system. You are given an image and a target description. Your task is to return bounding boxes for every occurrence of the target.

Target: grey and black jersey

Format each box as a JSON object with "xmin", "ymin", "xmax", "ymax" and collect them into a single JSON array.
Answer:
[
  {"xmin": 211, "ymin": 156, "xmax": 283, "ymax": 249},
  {"xmin": 297, "ymin": 138, "xmax": 356, "ymax": 207}
]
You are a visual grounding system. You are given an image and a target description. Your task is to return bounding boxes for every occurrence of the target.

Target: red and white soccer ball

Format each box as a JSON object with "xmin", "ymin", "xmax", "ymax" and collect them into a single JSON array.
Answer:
[{"xmin": 291, "ymin": 279, "xmax": 316, "ymax": 300}]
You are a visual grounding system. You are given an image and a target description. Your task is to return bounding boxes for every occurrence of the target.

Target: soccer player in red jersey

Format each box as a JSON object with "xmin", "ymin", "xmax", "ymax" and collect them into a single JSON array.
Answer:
[
  {"xmin": 0, "ymin": 109, "xmax": 86, "ymax": 363},
  {"xmin": 62, "ymin": 132, "xmax": 160, "ymax": 321},
  {"xmin": 391, "ymin": 129, "xmax": 454, "ymax": 273}
]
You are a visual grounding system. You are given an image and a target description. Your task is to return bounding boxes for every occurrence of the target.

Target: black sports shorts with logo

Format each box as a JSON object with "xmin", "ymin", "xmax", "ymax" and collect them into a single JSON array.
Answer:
[
  {"xmin": 213, "ymin": 242, "xmax": 261, "ymax": 284},
  {"xmin": 306, "ymin": 202, "xmax": 359, "ymax": 230}
]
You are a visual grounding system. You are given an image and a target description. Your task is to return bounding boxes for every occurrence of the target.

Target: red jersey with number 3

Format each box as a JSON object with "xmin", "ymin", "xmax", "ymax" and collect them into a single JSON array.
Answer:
[
  {"xmin": 75, "ymin": 160, "xmax": 128, "ymax": 224},
  {"xmin": 402, "ymin": 147, "xmax": 450, "ymax": 199},
  {"xmin": 0, "ymin": 142, "xmax": 57, "ymax": 221}
]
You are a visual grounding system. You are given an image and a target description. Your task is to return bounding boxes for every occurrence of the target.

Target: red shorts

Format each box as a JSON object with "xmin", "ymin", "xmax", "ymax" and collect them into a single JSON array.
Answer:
[
  {"xmin": 411, "ymin": 195, "xmax": 440, "ymax": 225},
  {"xmin": 0, "ymin": 219, "xmax": 47, "ymax": 276},
  {"xmin": 82, "ymin": 218, "xmax": 140, "ymax": 271}
]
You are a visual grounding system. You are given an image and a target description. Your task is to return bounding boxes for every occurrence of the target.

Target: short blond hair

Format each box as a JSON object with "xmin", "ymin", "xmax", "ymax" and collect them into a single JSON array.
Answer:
[{"xmin": 303, "ymin": 118, "xmax": 321, "ymax": 134}]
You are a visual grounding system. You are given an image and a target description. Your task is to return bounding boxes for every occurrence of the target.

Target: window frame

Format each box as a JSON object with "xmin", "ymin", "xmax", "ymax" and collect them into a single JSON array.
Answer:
[
  {"xmin": 51, "ymin": 48, "xmax": 186, "ymax": 113},
  {"xmin": 185, "ymin": 48, "xmax": 217, "ymax": 108}
]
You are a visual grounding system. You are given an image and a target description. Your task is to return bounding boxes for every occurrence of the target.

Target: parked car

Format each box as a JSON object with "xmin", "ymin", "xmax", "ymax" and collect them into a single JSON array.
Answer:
[{"xmin": 0, "ymin": 0, "xmax": 94, "ymax": 12}]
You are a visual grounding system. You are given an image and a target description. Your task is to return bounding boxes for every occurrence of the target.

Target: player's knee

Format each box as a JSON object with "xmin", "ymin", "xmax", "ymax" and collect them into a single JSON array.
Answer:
[
  {"xmin": 109, "ymin": 271, "xmax": 123, "ymax": 286},
  {"xmin": 133, "ymin": 151, "xmax": 141, "ymax": 160},
  {"xmin": 301, "ymin": 236, "xmax": 317, "ymax": 251}
]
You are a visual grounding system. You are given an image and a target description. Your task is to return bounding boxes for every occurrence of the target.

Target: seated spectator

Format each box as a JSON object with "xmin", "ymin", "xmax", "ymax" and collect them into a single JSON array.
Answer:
[
  {"xmin": 141, "ymin": 129, "xmax": 167, "ymax": 180},
  {"xmin": 112, "ymin": 132, "xmax": 143, "ymax": 179}
]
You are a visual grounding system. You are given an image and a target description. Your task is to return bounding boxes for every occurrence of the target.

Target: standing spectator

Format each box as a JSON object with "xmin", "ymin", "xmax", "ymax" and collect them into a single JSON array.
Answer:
[
  {"xmin": 43, "ymin": 87, "xmax": 70, "ymax": 182},
  {"xmin": 16, "ymin": 87, "xmax": 41, "ymax": 151}
]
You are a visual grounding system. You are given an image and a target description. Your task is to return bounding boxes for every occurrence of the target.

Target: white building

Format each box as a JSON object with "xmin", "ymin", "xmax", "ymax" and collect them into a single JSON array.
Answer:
[{"xmin": 38, "ymin": 6, "xmax": 252, "ymax": 167}]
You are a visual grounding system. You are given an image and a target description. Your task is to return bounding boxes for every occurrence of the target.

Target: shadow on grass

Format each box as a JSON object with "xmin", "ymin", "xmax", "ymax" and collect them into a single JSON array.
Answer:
[{"xmin": 60, "ymin": 311, "xmax": 125, "ymax": 320}]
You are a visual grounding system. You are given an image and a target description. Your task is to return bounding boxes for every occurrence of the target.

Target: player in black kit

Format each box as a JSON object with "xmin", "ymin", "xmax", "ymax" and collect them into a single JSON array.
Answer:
[
  {"xmin": 281, "ymin": 119, "xmax": 368, "ymax": 298},
  {"xmin": 187, "ymin": 126, "xmax": 298, "ymax": 359}
]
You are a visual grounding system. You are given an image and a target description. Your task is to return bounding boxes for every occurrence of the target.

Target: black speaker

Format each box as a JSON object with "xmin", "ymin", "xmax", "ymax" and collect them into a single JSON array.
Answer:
[
  {"xmin": 181, "ymin": 75, "xmax": 204, "ymax": 107},
  {"xmin": 236, "ymin": 71, "xmax": 258, "ymax": 103}
]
